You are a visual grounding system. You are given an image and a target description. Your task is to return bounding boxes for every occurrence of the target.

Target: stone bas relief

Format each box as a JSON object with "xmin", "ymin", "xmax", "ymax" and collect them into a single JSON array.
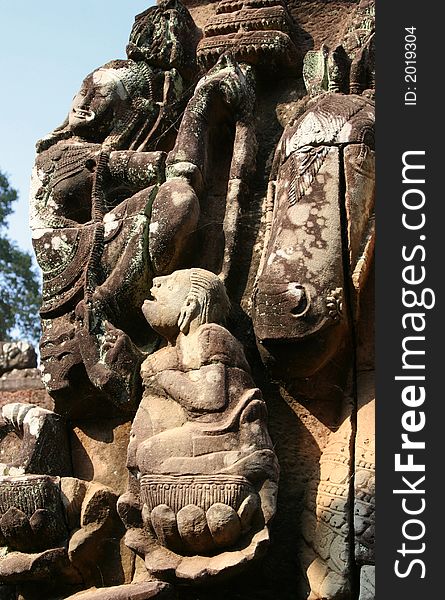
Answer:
[
  {"xmin": 253, "ymin": 92, "xmax": 374, "ymax": 378},
  {"xmin": 0, "ymin": 403, "xmax": 126, "ymax": 597},
  {"xmin": 0, "ymin": 344, "xmax": 37, "ymax": 377},
  {"xmin": 30, "ymin": 0, "xmax": 259, "ymax": 420},
  {"xmin": 0, "ymin": 0, "xmax": 375, "ymax": 598},
  {"xmin": 118, "ymin": 269, "xmax": 278, "ymax": 582}
]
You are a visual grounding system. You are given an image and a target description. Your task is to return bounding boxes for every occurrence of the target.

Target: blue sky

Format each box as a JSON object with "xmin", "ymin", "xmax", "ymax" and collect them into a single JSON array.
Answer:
[{"xmin": 0, "ymin": 1, "xmax": 154, "ymax": 255}]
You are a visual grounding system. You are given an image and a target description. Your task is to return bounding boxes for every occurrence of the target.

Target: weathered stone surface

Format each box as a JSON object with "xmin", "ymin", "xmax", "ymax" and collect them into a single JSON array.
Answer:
[
  {"xmin": 358, "ymin": 565, "xmax": 375, "ymax": 600},
  {"xmin": 30, "ymin": 0, "xmax": 200, "ymax": 419},
  {"xmin": 355, "ymin": 375, "xmax": 375, "ymax": 567},
  {"xmin": 30, "ymin": 3, "xmax": 260, "ymax": 424},
  {"xmin": 197, "ymin": 0, "xmax": 299, "ymax": 71},
  {"xmin": 301, "ymin": 402, "xmax": 354, "ymax": 600},
  {"xmin": 0, "ymin": 584, "xmax": 16, "ymax": 599},
  {"xmin": 296, "ymin": 373, "xmax": 374, "ymax": 600},
  {"xmin": 0, "ymin": 370, "xmax": 44, "ymax": 393},
  {"xmin": 344, "ymin": 143, "xmax": 375, "ymax": 301},
  {"xmin": 0, "ymin": 548, "xmax": 81, "ymax": 584},
  {"xmin": 0, "ymin": 397, "xmax": 56, "ymax": 491},
  {"xmin": 70, "ymin": 420, "xmax": 131, "ymax": 494},
  {"xmin": 0, "ymin": 344, "xmax": 37, "ymax": 377},
  {"xmin": 65, "ymin": 581, "xmax": 173, "ymax": 599},
  {"xmin": 207, "ymin": 503, "xmax": 242, "ymax": 548},
  {"xmin": 150, "ymin": 505, "xmax": 182, "ymax": 553},
  {"xmin": 20, "ymin": 1, "xmax": 376, "ymax": 598},
  {"xmin": 61, "ymin": 477, "xmax": 134, "ymax": 587},
  {"xmin": 68, "ymin": 482, "xmax": 125, "ymax": 588},
  {"xmin": 0, "ymin": 476, "xmax": 68, "ymax": 553},
  {"xmin": 176, "ymin": 504, "xmax": 214, "ymax": 554},
  {"xmin": 0, "ymin": 390, "xmax": 53, "ymax": 413},
  {"xmin": 0, "ymin": 427, "xmax": 126, "ymax": 593},
  {"xmin": 0, "ymin": 404, "xmax": 71, "ymax": 477},
  {"xmin": 253, "ymin": 92, "xmax": 374, "ymax": 379},
  {"xmin": 118, "ymin": 269, "xmax": 278, "ymax": 582},
  {"xmin": 303, "ymin": 1, "xmax": 374, "ymax": 98}
]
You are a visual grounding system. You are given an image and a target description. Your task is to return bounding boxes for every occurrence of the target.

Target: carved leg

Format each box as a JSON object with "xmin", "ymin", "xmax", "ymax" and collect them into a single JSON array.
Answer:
[
  {"xmin": 148, "ymin": 178, "xmax": 200, "ymax": 275},
  {"xmin": 93, "ymin": 187, "xmax": 158, "ymax": 307}
]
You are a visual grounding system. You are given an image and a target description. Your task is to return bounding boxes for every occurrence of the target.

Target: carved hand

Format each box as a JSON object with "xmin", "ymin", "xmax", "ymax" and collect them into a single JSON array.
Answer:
[
  {"xmin": 148, "ymin": 492, "xmax": 259, "ymax": 555},
  {"xmin": 154, "ymin": 363, "xmax": 228, "ymax": 413}
]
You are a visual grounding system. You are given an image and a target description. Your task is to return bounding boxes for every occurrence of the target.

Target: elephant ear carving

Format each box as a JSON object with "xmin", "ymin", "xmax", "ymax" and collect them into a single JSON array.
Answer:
[
  {"xmin": 286, "ymin": 146, "xmax": 330, "ymax": 208},
  {"xmin": 253, "ymin": 93, "xmax": 374, "ymax": 377}
]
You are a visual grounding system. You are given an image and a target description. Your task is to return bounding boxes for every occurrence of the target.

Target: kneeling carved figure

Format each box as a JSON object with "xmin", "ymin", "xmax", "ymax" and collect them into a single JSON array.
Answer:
[{"xmin": 118, "ymin": 268, "xmax": 279, "ymax": 582}]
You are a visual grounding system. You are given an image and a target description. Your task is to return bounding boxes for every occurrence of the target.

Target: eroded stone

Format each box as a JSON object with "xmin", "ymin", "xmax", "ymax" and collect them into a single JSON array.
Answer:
[{"xmin": 118, "ymin": 269, "xmax": 278, "ymax": 582}]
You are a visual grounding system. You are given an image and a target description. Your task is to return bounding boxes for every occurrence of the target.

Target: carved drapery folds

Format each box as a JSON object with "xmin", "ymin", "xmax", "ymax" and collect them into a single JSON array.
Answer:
[
  {"xmin": 0, "ymin": 344, "xmax": 37, "ymax": 377},
  {"xmin": 4, "ymin": 0, "xmax": 377, "ymax": 598}
]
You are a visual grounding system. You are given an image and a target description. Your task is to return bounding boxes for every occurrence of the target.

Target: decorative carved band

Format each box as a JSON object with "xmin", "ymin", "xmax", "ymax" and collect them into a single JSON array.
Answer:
[
  {"xmin": 0, "ymin": 475, "xmax": 62, "ymax": 518},
  {"xmin": 216, "ymin": 0, "xmax": 285, "ymax": 15},
  {"xmin": 197, "ymin": 30, "xmax": 298, "ymax": 69},
  {"xmin": 140, "ymin": 474, "xmax": 256, "ymax": 514},
  {"xmin": 204, "ymin": 7, "xmax": 292, "ymax": 37}
]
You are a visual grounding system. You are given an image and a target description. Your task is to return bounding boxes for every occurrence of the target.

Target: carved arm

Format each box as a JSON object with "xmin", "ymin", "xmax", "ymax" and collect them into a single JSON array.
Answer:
[
  {"xmin": 152, "ymin": 362, "xmax": 228, "ymax": 414},
  {"xmin": 108, "ymin": 150, "xmax": 166, "ymax": 189},
  {"xmin": 166, "ymin": 58, "xmax": 251, "ymax": 188}
]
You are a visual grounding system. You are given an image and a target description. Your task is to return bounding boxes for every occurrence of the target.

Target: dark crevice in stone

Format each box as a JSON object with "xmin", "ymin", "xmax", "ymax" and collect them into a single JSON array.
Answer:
[{"xmin": 339, "ymin": 145, "xmax": 360, "ymax": 600}]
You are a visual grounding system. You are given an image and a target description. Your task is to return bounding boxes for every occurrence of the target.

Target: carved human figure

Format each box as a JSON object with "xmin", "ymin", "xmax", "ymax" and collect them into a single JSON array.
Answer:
[
  {"xmin": 30, "ymin": 4, "xmax": 255, "ymax": 417},
  {"xmin": 30, "ymin": 34, "xmax": 197, "ymax": 415},
  {"xmin": 303, "ymin": 0, "xmax": 375, "ymax": 97},
  {"xmin": 118, "ymin": 269, "xmax": 279, "ymax": 582}
]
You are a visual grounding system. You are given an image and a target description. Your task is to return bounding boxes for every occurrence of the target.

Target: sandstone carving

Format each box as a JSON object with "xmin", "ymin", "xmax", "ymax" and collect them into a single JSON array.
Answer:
[
  {"xmin": 0, "ymin": 403, "xmax": 70, "ymax": 477},
  {"xmin": 0, "ymin": 344, "xmax": 37, "ymax": 377},
  {"xmin": 0, "ymin": 404, "xmax": 75, "ymax": 587},
  {"xmin": 29, "ymin": 0, "xmax": 201, "ymax": 419},
  {"xmin": 13, "ymin": 1, "xmax": 376, "ymax": 598},
  {"xmin": 0, "ymin": 342, "xmax": 42, "ymax": 394},
  {"xmin": 0, "ymin": 405, "xmax": 124, "ymax": 595},
  {"xmin": 30, "ymin": 2, "xmax": 257, "ymax": 421},
  {"xmin": 197, "ymin": 0, "xmax": 298, "ymax": 71},
  {"xmin": 253, "ymin": 91, "xmax": 374, "ymax": 378},
  {"xmin": 118, "ymin": 269, "xmax": 278, "ymax": 582},
  {"xmin": 354, "ymin": 376, "xmax": 375, "ymax": 594},
  {"xmin": 301, "ymin": 408, "xmax": 354, "ymax": 599},
  {"xmin": 63, "ymin": 581, "xmax": 173, "ymax": 600},
  {"xmin": 303, "ymin": 1, "xmax": 375, "ymax": 97}
]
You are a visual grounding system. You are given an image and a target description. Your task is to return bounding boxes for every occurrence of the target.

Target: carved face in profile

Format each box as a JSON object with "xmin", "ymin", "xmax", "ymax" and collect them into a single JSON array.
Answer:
[
  {"xmin": 142, "ymin": 269, "xmax": 231, "ymax": 339},
  {"xmin": 142, "ymin": 271, "xmax": 192, "ymax": 339},
  {"xmin": 68, "ymin": 68, "xmax": 130, "ymax": 139}
]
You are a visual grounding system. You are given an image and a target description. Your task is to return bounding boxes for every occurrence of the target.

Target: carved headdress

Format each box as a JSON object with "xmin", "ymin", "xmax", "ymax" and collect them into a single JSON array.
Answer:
[
  {"xmin": 179, "ymin": 269, "xmax": 231, "ymax": 332},
  {"xmin": 127, "ymin": 0, "xmax": 198, "ymax": 82}
]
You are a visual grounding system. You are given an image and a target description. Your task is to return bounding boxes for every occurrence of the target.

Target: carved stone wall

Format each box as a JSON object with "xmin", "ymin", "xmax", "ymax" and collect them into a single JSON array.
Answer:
[{"xmin": 0, "ymin": 1, "xmax": 374, "ymax": 598}]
